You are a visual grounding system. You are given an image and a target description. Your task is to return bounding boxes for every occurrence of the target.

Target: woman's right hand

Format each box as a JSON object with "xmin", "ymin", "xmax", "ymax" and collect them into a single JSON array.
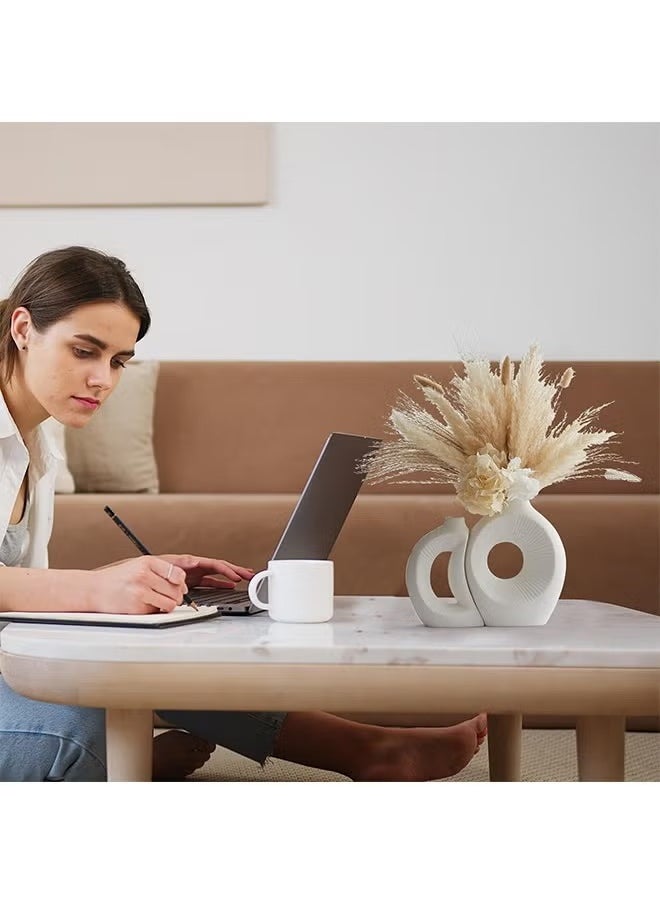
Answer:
[{"xmin": 90, "ymin": 557, "xmax": 188, "ymax": 614}]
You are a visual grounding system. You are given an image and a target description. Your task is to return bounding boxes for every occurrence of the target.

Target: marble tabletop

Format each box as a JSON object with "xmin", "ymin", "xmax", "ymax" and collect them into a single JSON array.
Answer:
[{"xmin": 1, "ymin": 597, "xmax": 659, "ymax": 669}]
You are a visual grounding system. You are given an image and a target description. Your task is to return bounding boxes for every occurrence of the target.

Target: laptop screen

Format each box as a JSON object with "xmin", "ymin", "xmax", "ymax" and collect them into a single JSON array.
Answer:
[{"xmin": 272, "ymin": 433, "xmax": 381, "ymax": 561}]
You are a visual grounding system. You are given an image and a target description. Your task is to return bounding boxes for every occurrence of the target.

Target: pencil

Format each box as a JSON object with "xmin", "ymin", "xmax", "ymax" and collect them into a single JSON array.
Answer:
[{"xmin": 103, "ymin": 505, "xmax": 199, "ymax": 610}]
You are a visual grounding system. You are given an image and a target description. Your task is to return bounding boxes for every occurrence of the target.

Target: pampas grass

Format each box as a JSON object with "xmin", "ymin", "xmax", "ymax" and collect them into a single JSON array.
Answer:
[{"xmin": 361, "ymin": 344, "xmax": 640, "ymax": 516}]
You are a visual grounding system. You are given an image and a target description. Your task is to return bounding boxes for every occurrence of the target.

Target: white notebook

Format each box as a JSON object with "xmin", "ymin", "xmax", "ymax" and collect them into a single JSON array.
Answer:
[{"xmin": 0, "ymin": 604, "xmax": 222, "ymax": 629}]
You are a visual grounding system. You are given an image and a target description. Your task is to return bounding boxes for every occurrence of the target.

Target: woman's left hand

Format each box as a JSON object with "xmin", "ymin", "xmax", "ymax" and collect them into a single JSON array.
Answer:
[{"xmin": 157, "ymin": 554, "xmax": 256, "ymax": 590}]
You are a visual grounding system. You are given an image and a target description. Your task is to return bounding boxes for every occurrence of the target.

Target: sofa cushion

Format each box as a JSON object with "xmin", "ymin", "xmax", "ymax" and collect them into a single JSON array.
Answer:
[
  {"xmin": 152, "ymin": 361, "xmax": 660, "ymax": 495},
  {"xmin": 50, "ymin": 491, "xmax": 659, "ymax": 616},
  {"xmin": 65, "ymin": 360, "xmax": 160, "ymax": 493}
]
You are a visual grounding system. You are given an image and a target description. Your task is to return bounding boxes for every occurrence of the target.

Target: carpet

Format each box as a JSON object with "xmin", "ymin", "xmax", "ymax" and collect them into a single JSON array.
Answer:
[{"xmin": 189, "ymin": 729, "xmax": 659, "ymax": 782}]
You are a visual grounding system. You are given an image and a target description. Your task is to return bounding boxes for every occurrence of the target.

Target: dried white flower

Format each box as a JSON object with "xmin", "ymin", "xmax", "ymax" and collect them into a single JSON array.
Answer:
[
  {"xmin": 604, "ymin": 468, "xmax": 642, "ymax": 482},
  {"xmin": 456, "ymin": 446, "xmax": 510, "ymax": 516},
  {"xmin": 360, "ymin": 344, "xmax": 641, "ymax": 516},
  {"xmin": 503, "ymin": 457, "xmax": 541, "ymax": 503},
  {"xmin": 558, "ymin": 367, "xmax": 574, "ymax": 389},
  {"xmin": 454, "ymin": 449, "xmax": 541, "ymax": 516}
]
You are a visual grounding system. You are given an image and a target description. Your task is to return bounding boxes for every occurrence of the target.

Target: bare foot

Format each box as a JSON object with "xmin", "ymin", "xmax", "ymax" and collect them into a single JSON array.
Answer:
[
  {"xmin": 352, "ymin": 714, "xmax": 488, "ymax": 781},
  {"xmin": 152, "ymin": 730, "xmax": 215, "ymax": 781}
]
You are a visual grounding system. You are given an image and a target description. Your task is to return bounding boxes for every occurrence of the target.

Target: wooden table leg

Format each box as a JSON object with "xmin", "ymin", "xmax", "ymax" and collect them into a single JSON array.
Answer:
[
  {"xmin": 576, "ymin": 716, "xmax": 625, "ymax": 781},
  {"xmin": 105, "ymin": 709, "xmax": 153, "ymax": 782},
  {"xmin": 487, "ymin": 713, "xmax": 523, "ymax": 781}
]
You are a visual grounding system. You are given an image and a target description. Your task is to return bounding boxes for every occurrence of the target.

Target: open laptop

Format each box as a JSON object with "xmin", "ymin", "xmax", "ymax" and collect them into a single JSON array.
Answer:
[{"xmin": 188, "ymin": 432, "xmax": 381, "ymax": 615}]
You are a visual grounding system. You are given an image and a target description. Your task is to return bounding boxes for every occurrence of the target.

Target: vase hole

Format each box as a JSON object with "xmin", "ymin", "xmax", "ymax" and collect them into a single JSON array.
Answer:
[
  {"xmin": 430, "ymin": 552, "xmax": 451, "ymax": 597},
  {"xmin": 487, "ymin": 542, "xmax": 524, "ymax": 579}
]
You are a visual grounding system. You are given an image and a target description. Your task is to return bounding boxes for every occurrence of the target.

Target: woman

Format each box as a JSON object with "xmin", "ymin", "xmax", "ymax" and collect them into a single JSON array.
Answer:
[{"xmin": 0, "ymin": 246, "xmax": 486, "ymax": 781}]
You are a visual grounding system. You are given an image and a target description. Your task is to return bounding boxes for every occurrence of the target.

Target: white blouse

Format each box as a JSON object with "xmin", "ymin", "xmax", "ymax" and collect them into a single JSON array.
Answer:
[{"xmin": 0, "ymin": 388, "xmax": 62, "ymax": 570}]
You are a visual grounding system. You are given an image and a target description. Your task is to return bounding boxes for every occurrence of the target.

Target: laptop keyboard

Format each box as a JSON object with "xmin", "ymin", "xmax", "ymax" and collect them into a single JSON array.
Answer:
[{"xmin": 189, "ymin": 588, "xmax": 250, "ymax": 606}]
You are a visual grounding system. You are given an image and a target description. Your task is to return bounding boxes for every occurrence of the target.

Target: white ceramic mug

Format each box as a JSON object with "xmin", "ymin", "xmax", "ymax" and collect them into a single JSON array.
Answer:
[{"xmin": 248, "ymin": 560, "xmax": 334, "ymax": 623}]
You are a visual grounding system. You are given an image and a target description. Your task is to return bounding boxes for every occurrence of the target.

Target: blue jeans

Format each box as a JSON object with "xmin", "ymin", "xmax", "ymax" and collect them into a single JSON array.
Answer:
[{"xmin": 0, "ymin": 676, "xmax": 286, "ymax": 781}]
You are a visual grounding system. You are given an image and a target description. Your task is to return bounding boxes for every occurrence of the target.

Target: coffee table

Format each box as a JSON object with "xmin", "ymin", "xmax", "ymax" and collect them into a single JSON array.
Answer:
[{"xmin": 1, "ymin": 597, "xmax": 658, "ymax": 781}]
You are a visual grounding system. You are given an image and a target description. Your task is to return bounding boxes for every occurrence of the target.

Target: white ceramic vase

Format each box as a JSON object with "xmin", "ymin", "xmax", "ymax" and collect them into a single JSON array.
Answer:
[{"xmin": 405, "ymin": 498, "xmax": 566, "ymax": 627}]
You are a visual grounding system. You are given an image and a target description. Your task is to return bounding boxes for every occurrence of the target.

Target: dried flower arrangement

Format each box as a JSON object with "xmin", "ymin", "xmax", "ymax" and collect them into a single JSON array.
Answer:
[{"xmin": 361, "ymin": 344, "xmax": 640, "ymax": 517}]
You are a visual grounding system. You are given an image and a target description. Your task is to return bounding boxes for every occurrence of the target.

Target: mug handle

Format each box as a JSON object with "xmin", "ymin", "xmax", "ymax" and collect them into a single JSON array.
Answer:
[{"xmin": 248, "ymin": 570, "xmax": 270, "ymax": 610}]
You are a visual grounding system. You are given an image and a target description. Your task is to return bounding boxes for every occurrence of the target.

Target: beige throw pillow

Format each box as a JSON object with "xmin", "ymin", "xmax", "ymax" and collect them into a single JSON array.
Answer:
[
  {"xmin": 65, "ymin": 360, "xmax": 160, "ymax": 493},
  {"xmin": 41, "ymin": 418, "xmax": 76, "ymax": 493}
]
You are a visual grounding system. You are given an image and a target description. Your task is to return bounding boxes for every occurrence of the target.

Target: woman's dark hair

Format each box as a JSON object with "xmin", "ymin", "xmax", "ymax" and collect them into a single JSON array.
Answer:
[{"xmin": 0, "ymin": 246, "xmax": 151, "ymax": 383}]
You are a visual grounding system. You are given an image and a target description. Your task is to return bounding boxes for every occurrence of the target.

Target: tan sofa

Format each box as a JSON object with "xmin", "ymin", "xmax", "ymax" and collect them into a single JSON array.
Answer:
[{"xmin": 50, "ymin": 360, "xmax": 659, "ymax": 729}]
